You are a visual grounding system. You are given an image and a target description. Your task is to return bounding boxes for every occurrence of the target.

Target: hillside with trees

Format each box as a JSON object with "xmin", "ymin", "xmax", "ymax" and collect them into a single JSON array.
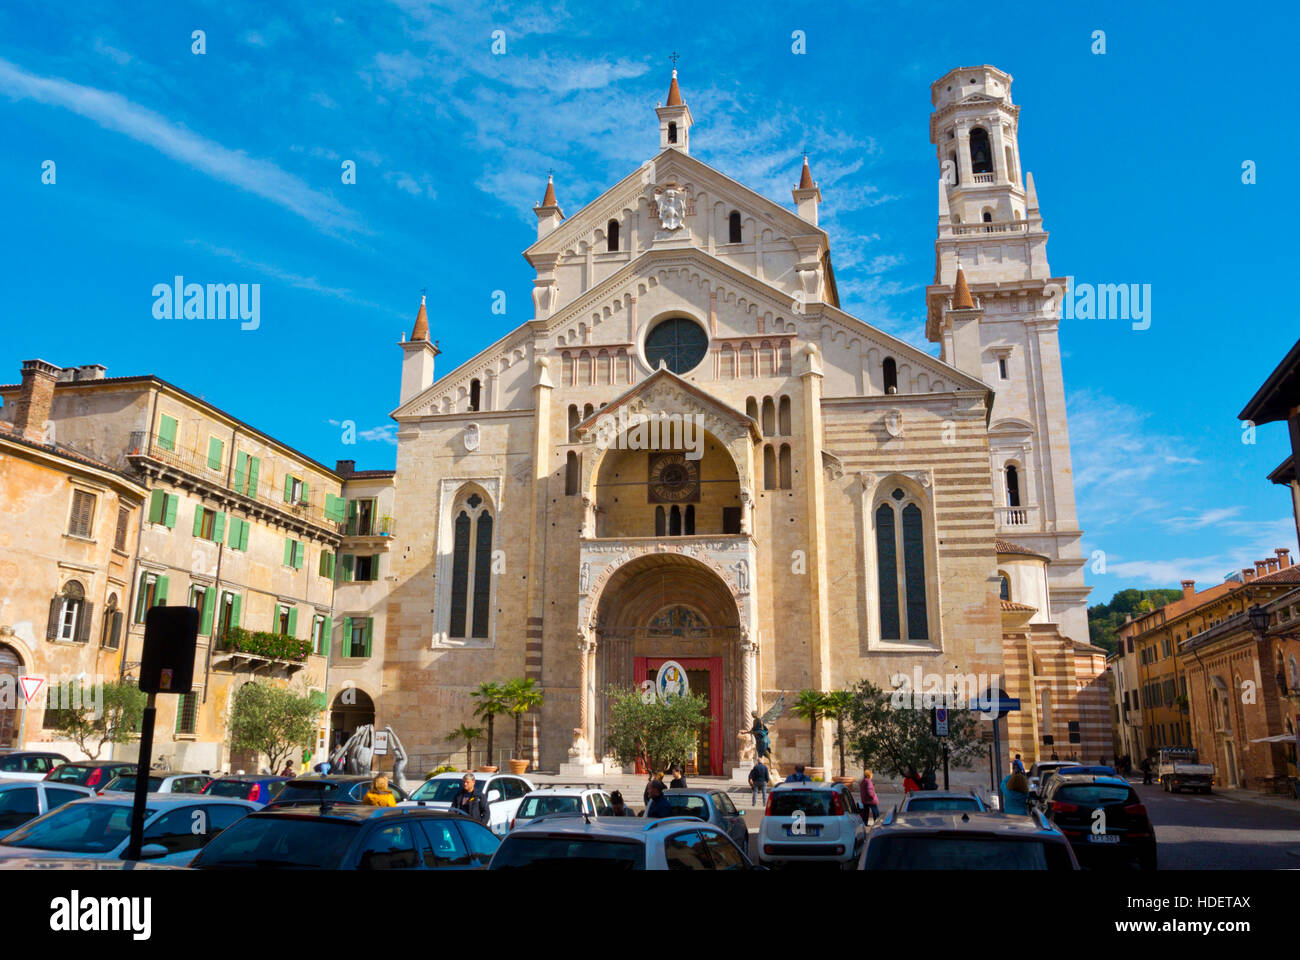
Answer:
[{"xmin": 1087, "ymin": 588, "xmax": 1184, "ymax": 653}]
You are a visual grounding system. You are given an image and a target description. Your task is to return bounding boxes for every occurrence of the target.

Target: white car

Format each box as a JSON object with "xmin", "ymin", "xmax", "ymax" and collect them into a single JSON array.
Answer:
[
  {"xmin": 99, "ymin": 771, "xmax": 214, "ymax": 797},
  {"xmin": 0, "ymin": 779, "xmax": 95, "ymax": 839},
  {"xmin": 0, "ymin": 751, "xmax": 70, "ymax": 782},
  {"xmin": 758, "ymin": 781, "xmax": 867, "ymax": 869},
  {"xmin": 398, "ymin": 772, "xmax": 535, "ymax": 836},
  {"xmin": 510, "ymin": 785, "xmax": 614, "ymax": 831}
]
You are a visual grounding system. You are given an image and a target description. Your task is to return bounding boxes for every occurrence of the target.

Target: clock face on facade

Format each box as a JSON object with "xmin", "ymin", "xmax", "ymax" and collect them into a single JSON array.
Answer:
[{"xmin": 648, "ymin": 451, "xmax": 701, "ymax": 503}]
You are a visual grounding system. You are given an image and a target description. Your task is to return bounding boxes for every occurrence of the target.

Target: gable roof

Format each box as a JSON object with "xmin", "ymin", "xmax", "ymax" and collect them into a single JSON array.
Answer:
[{"xmin": 574, "ymin": 366, "xmax": 762, "ymax": 442}]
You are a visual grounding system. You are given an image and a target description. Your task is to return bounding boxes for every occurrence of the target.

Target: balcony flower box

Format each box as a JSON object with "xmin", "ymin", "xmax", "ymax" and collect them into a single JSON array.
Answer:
[{"xmin": 221, "ymin": 626, "xmax": 311, "ymax": 663}]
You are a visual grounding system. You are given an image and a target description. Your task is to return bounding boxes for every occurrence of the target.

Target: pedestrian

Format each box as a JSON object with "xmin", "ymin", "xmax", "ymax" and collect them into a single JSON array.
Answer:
[
  {"xmin": 280, "ymin": 761, "xmax": 295, "ymax": 777},
  {"xmin": 363, "ymin": 774, "xmax": 397, "ymax": 807},
  {"xmin": 860, "ymin": 769, "xmax": 880, "ymax": 824},
  {"xmin": 902, "ymin": 769, "xmax": 921, "ymax": 794},
  {"xmin": 748, "ymin": 757, "xmax": 771, "ymax": 806},
  {"xmin": 608, "ymin": 790, "xmax": 637, "ymax": 816},
  {"xmin": 999, "ymin": 770, "xmax": 1030, "ymax": 814},
  {"xmin": 1050, "ymin": 752, "xmax": 1059, "ymax": 761},
  {"xmin": 449, "ymin": 772, "xmax": 490, "ymax": 825},
  {"xmin": 313, "ymin": 759, "xmax": 331, "ymax": 774},
  {"xmin": 921, "ymin": 766, "xmax": 938, "ymax": 791},
  {"xmin": 645, "ymin": 780, "xmax": 672, "ymax": 818},
  {"xmin": 1140, "ymin": 757, "xmax": 1153, "ymax": 785},
  {"xmin": 668, "ymin": 765, "xmax": 688, "ymax": 789},
  {"xmin": 1012, "ymin": 753, "xmax": 1026, "ymax": 774},
  {"xmin": 643, "ymin": 772, "xmax": 666, "ymax": 804},
  {"xmin": 784, "ymin": 762, "xmax": 811, "ymax": 783}
]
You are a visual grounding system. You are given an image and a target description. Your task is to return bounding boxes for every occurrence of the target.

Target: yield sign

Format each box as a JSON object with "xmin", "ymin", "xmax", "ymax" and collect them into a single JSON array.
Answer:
[{"xmin": 19, "ymin": 677, "xmax": 45, "ymax": 703}]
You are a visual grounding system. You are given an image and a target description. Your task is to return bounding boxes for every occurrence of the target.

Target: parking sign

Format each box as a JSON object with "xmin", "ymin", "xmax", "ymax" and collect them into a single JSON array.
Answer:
[{"xmin": 934, "ymin": 706, "xmax": 949, "ymax": 737}]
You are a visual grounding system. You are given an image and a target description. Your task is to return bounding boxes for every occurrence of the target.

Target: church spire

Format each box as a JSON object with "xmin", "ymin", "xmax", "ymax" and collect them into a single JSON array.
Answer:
[
  {"xmin": 792, "ymin": 154, "xmax": 821, "ymax": 225},
  {"xmin": 952, "ymin": 266, "xmax": 975, "ymax": 310},
  {"xmin": 656, "ymin": 61, "xmax": 692, "ymax": 154},
  {"xmin": 533, "ymin": 171, "xmax": 564, "ymax": 240},
  {"xmin": 798, "ymin": 155, "xmax": 815, "ymax": 189},
  {"xmin": 540, "ymin": 173, "xmax": 558, "ymax": 208},
  {"xmin": 410, "ymin": 292, "xmax": 429, "ymax": 341}
]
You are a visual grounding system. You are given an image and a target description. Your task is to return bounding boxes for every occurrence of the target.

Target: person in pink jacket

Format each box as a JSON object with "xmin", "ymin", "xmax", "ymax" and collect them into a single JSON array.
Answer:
[{"xmin": 860, "ymin": 769, "xmax": 880, "ymax": 824}]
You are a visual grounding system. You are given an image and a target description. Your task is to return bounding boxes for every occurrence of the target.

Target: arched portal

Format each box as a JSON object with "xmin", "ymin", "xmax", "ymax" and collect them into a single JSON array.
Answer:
[
  {"xmin": 0, "ymin": 644, "xmax": 23, "ymax": 747},
  {"xmin": 330, "ymin": 688, "xmax": 376, "ymax": 756},
  {"xmin": 592, "ymin": 554, "xmax": 743, "ymax": 776}
]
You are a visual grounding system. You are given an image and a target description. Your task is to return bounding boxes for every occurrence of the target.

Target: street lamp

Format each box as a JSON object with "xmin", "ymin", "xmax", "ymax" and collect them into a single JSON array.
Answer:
[{"xmin": 1248, "ymin": 604, "xmax": 1270, "ymax": 636}]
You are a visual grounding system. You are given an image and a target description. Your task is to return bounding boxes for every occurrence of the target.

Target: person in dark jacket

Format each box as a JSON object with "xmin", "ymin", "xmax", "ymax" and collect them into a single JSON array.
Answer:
[
  {"xmin": 449, "ymin": 772, "xmax": 490, "ymax": 825},
  {"xmin": 645, "ymin": 780, "xmax": 672, "ymax": 818},
  {"xmin": 668, "ymin": 765, "xmax": 688, "ymax": 789},
  {"xmin": 784, "ymin": 763, "xmax": 811, "ymax": 783},
  {"xmin": 608, "ymin": 790, "xmax": 637, "ymax": 816},
  {"xmin": 748, "ymin": 758, "xmax": 771, "ymax": 805},
  {"xmin": 643, "ymin": 773, "xmax": 666, "ymax": 804}
]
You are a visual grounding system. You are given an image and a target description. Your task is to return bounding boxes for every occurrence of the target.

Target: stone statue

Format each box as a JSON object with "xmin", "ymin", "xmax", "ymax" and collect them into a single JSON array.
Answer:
[
  {"xmin": 330, "ymin": 723, "xmax": 374, "ymax": 774},
  {"xmin": 579, "ymin": 562, "xmax": 590, "ymax": 593},
  {"xmin": 734, "ymin": 559, "xmax": 749, "ymax": 592},
  {"xmin": 385, "ymin": 724, "xmax": 408, "ymax": 789}
]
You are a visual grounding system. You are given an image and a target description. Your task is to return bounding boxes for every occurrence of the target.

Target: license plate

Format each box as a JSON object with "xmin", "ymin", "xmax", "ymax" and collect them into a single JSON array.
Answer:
[
  {"xmin": 1088, "ymin": 834, "xmax": 1120, "ymax": 844},
  {"xmin": 785, "ymin": 825, "xmax": 820, "ymax": 836}
]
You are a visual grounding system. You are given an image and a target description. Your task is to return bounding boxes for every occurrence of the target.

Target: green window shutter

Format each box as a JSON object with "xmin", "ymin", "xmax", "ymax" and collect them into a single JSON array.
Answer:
[
  {"xmin": 342, "ymin": 617, "xmax": 353, "ymax": 655},
  {"xmin": 158, "ymin": 415, "xmax": 177, "ymax": 451},
  {"xmin": 325, "ymin": 494, "xmax": 344, "ymax": 522},
  {"xmin": 247, "ymin": 457, "xmax": 260, "ymax": 497},
  {"xmin": 322, "ymin": 616, "xmax": 332, "ymax": 654},
  {"xmin": 341, "ymin": 554, "xmax": 354, "ymax": 582},
  {"xmin": 155, "ymin": 575, "xmax": 169, "ymax": 606},
  {"xmin": 369, "ymin": 555, "xmax": 380, "ymax": 581},
  {"xmin": 134, "ymin": 572, "xmax": 149, "ymax": 621},
  {"xmin": 239, "ymin": 520, "xmax": 250, "ymax": 551},
  {"xmin": 319, "ymin": 550, "xmax": 335, "ymax": 578},
  {"xmin": 284, "ymin": 475, "xmax": 293, "ymax": 502},
  {"xmin": 229, "ymin": 592, "xmax": 241, "ymax": 629},
  {"xmin": 193, "ymin": 505, "xmax": 205, "ymax": 537},
  {"xmin": 363, "ymin": 618, "xmax": 374, "ymax": 657},
  {"xmin": 207, "ymin": 437, "xmax": 223, "ymax": 470},
  {"xmin": 163, "ymin": 495, "xmax": 178, "ymax": 529},
  {"xmin": 199, "ymin": 587, "xmax": 216, "ymax": 635},
  {"xmin": 327, "ymin": 552, "xmax": 335, "ymax": 578},
  {"xmin": 233, "ymin": 451, "xmax": 247, "ymax": 493},
  {"xmin": 148, "ymin": 490, "xmax": 165, "ymax": 524},
  {"xmin": 284, "ymin": 538, "xmax": 292, "ymax": 566},
  {"xmin": 287, "ymin": 606, "xmax": 298, "ymax": 637},
  {"xmin": 226, "ymin": 516, "xmax": 240, "ymax": 548},
  {"xmin": 301, "ymin": 480, "xmax": 309, "ymax": 505},
  {"xmin": 213, "ymin": 511, "xmax": 225, "ymax": 543},
  {"xmin": 293, "ymin": 541, "xmax": 304, "ymax": 570}
]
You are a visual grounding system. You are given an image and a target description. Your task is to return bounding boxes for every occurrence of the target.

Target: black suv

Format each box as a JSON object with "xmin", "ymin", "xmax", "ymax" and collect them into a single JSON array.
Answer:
[
  {"xmin": 262, "ymin": 775, "xmax": 409, "ymax": 808},
  {"xmin": 190, "ymin": 805, "xmax": 497, "ymax": 869},
  {"xmin": 860, "ymin": 809, "xmax": 1079, "ymax": 870},
  {"xmin": 1040, "ymin": 774, "xmax": 1156, "ymax": 870}
]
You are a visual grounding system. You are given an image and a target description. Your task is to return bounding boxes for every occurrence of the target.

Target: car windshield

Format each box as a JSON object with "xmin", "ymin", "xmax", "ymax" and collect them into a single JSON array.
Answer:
[
  {"xmin": 409, "ymin": 779, "xmax": 465, "ymax": 803},
  {"xmin": 769, "ymin": 791, "xmax": 834, "ymax": 817},
  {"xmin": 905, "ymin": 797, "xmax": 981, "ymax": 812},
  {"xmin": 206, "ymin": 780, "xmax": 258, "ymax": 799},
  {"xmin": 1057, "ymin": 785, "xmax": 1132, "ymax": 806},
  {"xmin": 47, "ymin": 766, "xmax": 95, "ymax": 785},
  {"xmin": 103, "ymin": 775, "xmax": 163, "ymax": 793},
  {"xmin": 1, "ymin": 803, "xmax": 153, "ymax": 853},
  {"xmin": 518, "ymin": 796, "xmax": 582, "ymax": 818},
  {"xmin": 491, "ymin": 836, "xmax": 644, "ymax": 870},
  {"xmin": 664, "ymin": 796, "xmax": 709, "ymax": 820},
  {"xmin": 866, "ymin": 836, "xmax": 1072, "ymax": 870},
  {"xmin": 194, "ymin": 817, "xmax": 358, "ymax": 868},
  {"xmin": 274, "ymin": 781, "xmax": 361, "ymax": 803}
]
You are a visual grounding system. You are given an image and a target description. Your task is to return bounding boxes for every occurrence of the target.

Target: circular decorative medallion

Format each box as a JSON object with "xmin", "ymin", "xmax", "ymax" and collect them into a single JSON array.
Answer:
[
  {"xmin": 644, "ymin": 317, "xmax": 708, "ymax": 374},
  {"xmin": 655, "ymin": 660, "xmax": 690, "ymax": 702},
  {"xmin": 648, "ymin": 451, "xmax": 700, "ymax": 502}
]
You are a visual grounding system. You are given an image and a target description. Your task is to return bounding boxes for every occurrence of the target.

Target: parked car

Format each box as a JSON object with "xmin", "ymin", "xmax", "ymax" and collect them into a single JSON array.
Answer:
[
  {"xmin": 44, "ymin": 761, "xmax": 136, "ymax": 791},
  {"xmin": 0, "ymin": 857, "xmax": 182, "ymax": 870},
  {"xmin": 399, "ymin": 771, "xmax": 534, "ymax": 836},
  {"xmin": 0, "ymin": 795, "xmax": 257, "ymax": 865},
  {"xmin": 1056, "ymin": 765, "xmax": 1118, "ymax": 778},
  {"xmin": 262, "ymin": 775, "xmax": 410, "ymax": 809},
  {"xmin": 0, "ymin": 751, "xmax": 70, "ymax": 782},
  {"xmin": 0, "ymin": 780, "xmax": 95, "ymax": 839},
  {"xmin": 190, "ymin": 804, "xmax": 500, "ymax": 869},
  {"xmin": 660, "ymin": 788, "xmax": 750, "ymax": 852},
  {"xmin": 897, "ymin": 789, "xmax": 987, "ymax": 814},
  {"xmin": 490, "ymin": 815, "xmax": 759, "ymax": 870},
  {"xmin": 510, "ymin": 785, "xmax": 612, "ymax": 831},
  {"xmin": 1040, "ymin": 774, "xmax": 1157, "ymax": 870},
  {"xmin": 100, "ymin": 772, "xmax": 214, "ymax": 797},
  {"xmin": 860, "ymin": 809, "xmax": 1079, "ymax": 869},
  {"xmin": 201, "ymin": 775, "xmax": 290, "ymax": 807},
  {"xmin": 757, "ymin": 781, "xmax": 866, "ymax": 869},
  {"xmin": 1157, "ymin": 747, "xmax": 1213, "ymax": 794},
  {"xmin": 1027, "ymin": 760, "xmax": 1083, "ymax": 798}
]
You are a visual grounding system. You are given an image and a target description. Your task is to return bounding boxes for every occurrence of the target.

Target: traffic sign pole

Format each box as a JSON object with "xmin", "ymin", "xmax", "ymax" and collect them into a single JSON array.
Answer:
[{"xmin": 125, "ymin": 692, "xmax": 157, "ymax": 861}]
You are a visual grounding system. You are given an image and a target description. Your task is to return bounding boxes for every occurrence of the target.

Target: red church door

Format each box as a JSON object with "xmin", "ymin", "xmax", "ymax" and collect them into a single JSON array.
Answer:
[{"xmin": 634, "ymin": 657, "xmax": 723, "ymax": 776}]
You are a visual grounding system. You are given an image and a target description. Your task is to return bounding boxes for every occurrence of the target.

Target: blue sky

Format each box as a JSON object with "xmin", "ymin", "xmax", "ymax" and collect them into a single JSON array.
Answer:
[{"xmin": 1, "ymin": 1, "xmax": 1295, "ymax": 602}]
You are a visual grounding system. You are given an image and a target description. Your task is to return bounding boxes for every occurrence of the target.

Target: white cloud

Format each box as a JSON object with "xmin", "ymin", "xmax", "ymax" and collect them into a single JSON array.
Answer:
[
  {"xmin": 0, "ymin": 56, "xmax": 363, "ymax": 235},
  {"xmin": 1104, "ymin": 517, "xmax": 1298, "ymax": 585},
  {"xmin": 359, "ymin": 425, "xmax": 398, "ymax": 445}
]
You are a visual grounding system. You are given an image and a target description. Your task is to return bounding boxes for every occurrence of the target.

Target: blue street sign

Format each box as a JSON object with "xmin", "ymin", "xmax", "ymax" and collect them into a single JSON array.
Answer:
[{"xmin": 973, "ymin": 697, "xmax": 1021, "ymax": 715}]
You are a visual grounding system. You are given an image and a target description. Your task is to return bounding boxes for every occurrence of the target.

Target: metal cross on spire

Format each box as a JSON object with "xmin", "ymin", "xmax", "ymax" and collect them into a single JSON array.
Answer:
[{"xmin": 669, "ymin": 51, "xmax": 679, "ymax": 66}]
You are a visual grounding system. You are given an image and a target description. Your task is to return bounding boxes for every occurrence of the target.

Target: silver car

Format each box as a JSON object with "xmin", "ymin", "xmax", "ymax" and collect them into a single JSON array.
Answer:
[
  {"xmin": 100, "ymin": 772, "xmax": 214, "ymax": 797},
  {"xmin": 897, "ymin": 789, "xmax": 987, "ymax": 814},
  {"xmin": 490, "ymin": 816, "xmax": 759, "ymax": 870},
  {"xmin": 0, "ymin": 794, "xmax": 257, "ymax": 865},
  {"xmin": 0, "ymin": 779, "xmax": 95, "ymax": 840}
]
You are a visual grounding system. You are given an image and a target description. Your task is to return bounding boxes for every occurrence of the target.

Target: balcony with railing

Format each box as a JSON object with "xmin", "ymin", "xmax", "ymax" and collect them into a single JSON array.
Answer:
[
  {"xmin": 127, "ymin": 430, "xmax": 339, "ymax": 534},
  {"xmin": 339, "ymin": 514, "xmax": 397, "ymax": 539},
  {"xmin": 994, "ymin": 504, "xmax": 1040, "ymax": 530},
  {"xmin": 213, "ymin": 626, "xmax": 313, "ymax": 674},
  {"xmin": 952, "ymin": 219, "xmax": 1030, "ymax": 236},
  {"xmin": 971, "ymin": 172, "xmax": 995, "ymax": 184}
]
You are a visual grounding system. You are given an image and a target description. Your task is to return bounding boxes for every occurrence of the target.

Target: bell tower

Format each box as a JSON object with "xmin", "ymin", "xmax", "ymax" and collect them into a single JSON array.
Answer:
[
  {"xmin": 925, "ymin": 65, "xmax": 1091, "ymax": 646},
  {"xmin": 656, "ymin": 65, "xmax": 692, "ymax": 154}
]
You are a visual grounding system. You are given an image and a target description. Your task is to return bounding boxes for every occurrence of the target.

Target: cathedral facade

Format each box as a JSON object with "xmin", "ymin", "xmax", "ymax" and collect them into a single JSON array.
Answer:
[{"xmin": 376, "ymin": 65, "xmax": 1098, "ymax": 776}]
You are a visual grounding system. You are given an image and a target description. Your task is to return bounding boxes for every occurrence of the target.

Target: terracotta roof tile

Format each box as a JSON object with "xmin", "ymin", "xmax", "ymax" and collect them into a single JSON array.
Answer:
[
  {"xmin": 666, "ymin": 69, "xmax": 682, "ymax": 106},
  {"xmin": 995, "ymin": 539, "xmax": 1047, "ymax": 559},
  {"xmin": 1001, "ymin": 599, "xmax": 1036, "ymax": 612}
]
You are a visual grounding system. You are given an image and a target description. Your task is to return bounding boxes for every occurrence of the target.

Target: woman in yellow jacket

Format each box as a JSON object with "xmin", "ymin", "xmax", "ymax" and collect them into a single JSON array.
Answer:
[{"xmin": 363, "ymin": 774, "xmax": 397, "ymax": 807}]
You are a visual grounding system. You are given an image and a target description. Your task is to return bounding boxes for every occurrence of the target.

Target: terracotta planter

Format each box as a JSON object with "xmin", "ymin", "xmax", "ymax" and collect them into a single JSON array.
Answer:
[
  {"xmin": 508, "ymin": 759, "xmax": 530, "ymax": 775},
  {"xmin": 477, "ymin": 765, "xmax": 499, "ymax": 773},
  {"xmin": 806, "ymin": 767, "xmax": 825, "ymax": 780},
  {"xmin": 832, "ymin": 775, "xmax": 857, "ymax": 785}
]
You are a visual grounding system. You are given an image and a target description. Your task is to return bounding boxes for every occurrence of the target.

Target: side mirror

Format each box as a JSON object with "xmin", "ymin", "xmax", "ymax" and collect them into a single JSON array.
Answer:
[
  {"xmin": 139, "ymin": 844, "xmax": 169, "ymax": 860},
  {"xmin": 487, "ymin": 789, "xmax": 501, "ymax": 803}
]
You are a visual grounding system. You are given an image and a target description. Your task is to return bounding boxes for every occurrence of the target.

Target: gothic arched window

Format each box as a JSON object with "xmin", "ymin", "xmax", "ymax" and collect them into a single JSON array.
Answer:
[
  {"xmin": 50, "ymin": 580, "xmax": 88, "ymax": 643},
  {"xmin": 607, "ymin": 219, "xmax": 620, "ymax": 252},
  {"xmin": 883, "ymin": 357, "xmax": 898, "ymax": 395},
  {"xmin": 449, "ymin": 492, "xmax": 493, "ymax": 640},
  {"xmin": 875, "ymin": 487, "xmax": 932, "ymax": 642},
  {"xmin": 998, "ymin": 573, "xmax": 1011, "ymax": 601},
  {"xmin": 728, "ymin": 210, "xmax": 742, "ymax": 243},
  {"xmin": 969, "ymin": 127, "xmax": 992, "ymax": 174}
]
